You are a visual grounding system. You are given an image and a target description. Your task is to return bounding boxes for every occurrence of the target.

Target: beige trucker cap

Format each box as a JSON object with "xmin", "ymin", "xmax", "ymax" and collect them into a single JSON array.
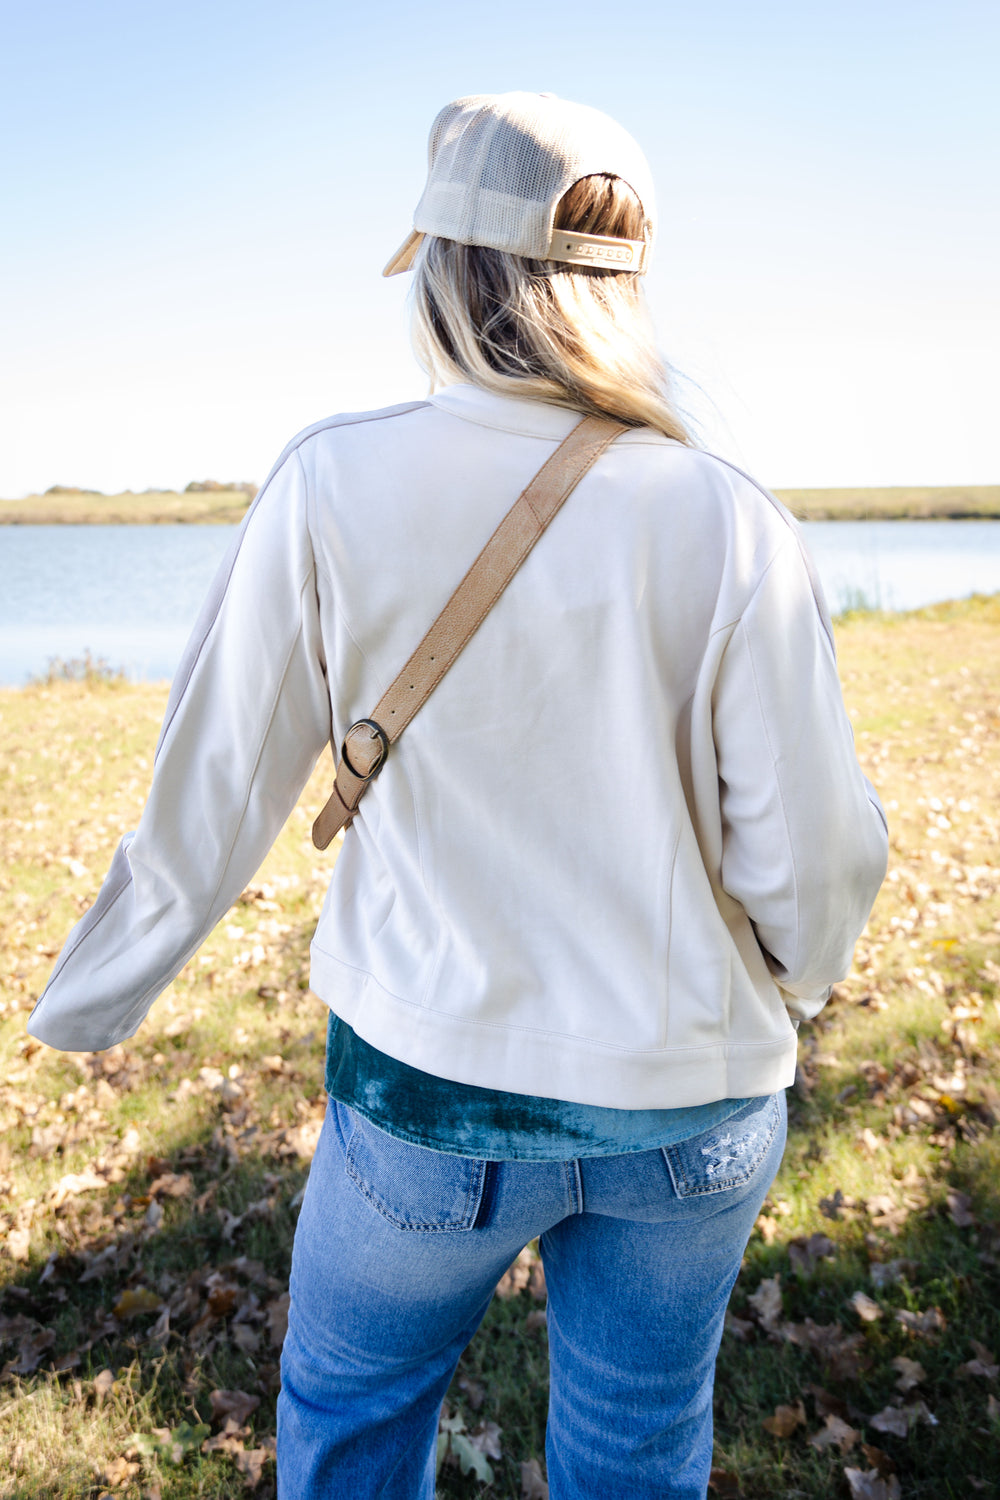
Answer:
[{"xmin": 383, "ymin": 92, "xmax": 655, "ymax": 277}]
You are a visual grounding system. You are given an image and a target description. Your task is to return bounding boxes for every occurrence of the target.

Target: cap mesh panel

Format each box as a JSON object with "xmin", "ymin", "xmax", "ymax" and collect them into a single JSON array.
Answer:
[{"xmin": 412, "ymin": 93, "xmax": 655, "ymax": 261}]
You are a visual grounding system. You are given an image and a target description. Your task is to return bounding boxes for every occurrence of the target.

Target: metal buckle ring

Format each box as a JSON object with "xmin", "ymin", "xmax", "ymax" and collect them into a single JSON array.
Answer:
[{"xmin": 341, "ymin": 718, "xmax": 389, "ymax": 781}]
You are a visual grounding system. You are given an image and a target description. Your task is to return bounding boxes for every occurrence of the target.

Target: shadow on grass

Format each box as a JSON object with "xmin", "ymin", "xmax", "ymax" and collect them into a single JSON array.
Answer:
[
  {"xmin": 4, "ymin": 1093, "xmax": 998, "ymax": 1500},
  {"xmin": 3, "ymin": 924, "xmax": 999, "ymax": 1500}
]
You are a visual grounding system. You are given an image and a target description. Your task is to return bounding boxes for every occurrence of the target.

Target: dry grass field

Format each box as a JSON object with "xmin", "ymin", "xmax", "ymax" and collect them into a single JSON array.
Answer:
[
  {"xmin": 3, "ymin": 485, "xmax": 999, "ymax": 526},
  {"xmin": 0, "ymin": 597, "xmax": 998, "ymax": 1499},
  {"xmin": 0, "ymin": 491, "xmax": 252, "ymax": 526},
  {"xmin": 773, "ymin": 486, "xmax": 1000, "ymax": 522}
]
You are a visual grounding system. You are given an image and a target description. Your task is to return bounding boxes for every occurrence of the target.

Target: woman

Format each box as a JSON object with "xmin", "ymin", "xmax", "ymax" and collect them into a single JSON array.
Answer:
[{"xmin": 30, "ymin": 92, "xmax": 887, "ymax": 1498}]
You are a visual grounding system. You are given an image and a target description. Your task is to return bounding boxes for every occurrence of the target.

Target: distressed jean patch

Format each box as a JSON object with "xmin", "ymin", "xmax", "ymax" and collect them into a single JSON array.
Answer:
[{"xmin": 662, "ymin": 1092, "xmax": 784, "ymax": 1197}]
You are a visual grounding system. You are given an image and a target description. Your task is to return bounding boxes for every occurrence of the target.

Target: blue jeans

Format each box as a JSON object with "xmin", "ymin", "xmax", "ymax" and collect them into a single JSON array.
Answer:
[{"xmin": 277, "ymin": 1090, "xmax": 786, "ymax": 1499}]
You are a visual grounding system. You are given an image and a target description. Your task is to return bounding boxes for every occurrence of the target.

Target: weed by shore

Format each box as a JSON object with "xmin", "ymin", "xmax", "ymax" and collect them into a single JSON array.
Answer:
[{"xmin": 0, "ymin": 600, "xmax": 998, "ymax": 1498}]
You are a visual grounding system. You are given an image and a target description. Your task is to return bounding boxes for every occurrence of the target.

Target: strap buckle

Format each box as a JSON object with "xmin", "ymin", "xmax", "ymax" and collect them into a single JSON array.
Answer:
[{"xmin": 341, "ymin": 718, "xmax": 389, "ymax": 782}]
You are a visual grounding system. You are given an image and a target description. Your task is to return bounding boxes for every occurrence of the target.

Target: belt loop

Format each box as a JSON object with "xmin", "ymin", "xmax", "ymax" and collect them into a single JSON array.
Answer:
[{"xmin": 564, "ymin": 1159, "xmax": 584, "ymax": 1215}]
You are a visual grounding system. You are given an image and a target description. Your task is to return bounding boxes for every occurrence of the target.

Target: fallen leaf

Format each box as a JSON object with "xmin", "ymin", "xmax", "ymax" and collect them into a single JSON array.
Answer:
[
  {"xmin": 113, "ymin": 1287, "xmax": 163, "ymax": 1320},
  {"xmin": 724, "ymin": 1310, "xmax": 755, "ymax": 1342},
  {"xmin": 267, "ymin": 1291, "xmax": 290, "ymax": 1348},
  {"xmin": 782, "ymin": 1320, "xmax": 867, "ymax": 1380},
  {"xmin": 788, "ymin": 1233, "xmax": 837, "ymax": 1276},
  {"xmin": 747, "ymin": 1275, "xmax": 783, "ymax": 1333},
  {"xmin": 457, "ymin": 1376, "xmax": 485, "ymax": 1410},
  {"xmin": 202, "ymin": 1418, "xmax": 250, "ymax": 1456},
  {"xmin": 959, "ymin": 1341, "xmax": 999, "ymax": 1379},
  {"xmin": 762, "ymin": 1400, "xmax": 806, "ymax": 1437},
  {"xmin": 849, "ymin": 1291, "xmax": 883, "ymax": 1322},
  {"xmin": 469, "ymin": 1420, "xmax": 502, "ymax": 1459},
  {"xmin": 11, "ymin": 1326, "xmax": 56, "ymax": 1373},
  {"xmin": 447, "ymin": 1431, "xmax": 494, "ymax": 1483},
  {"xmin": 755, "ymin": 1214, "xmax": 780, "ymax": 1244},
  {"xmin": 806, "ymin": 1384, "xmax": 851, "ymax": 1421},
  {"xmin": 231, "ymin": 1324, "xmax": 261, "ymax": 1354},
  {"xmin": 218, "ymin": 1208, "xmax": 245, "ymax": 1242},
  {"xmin": 5, "ymin": 1227, "xmax": 31, "ymax": 1262},
  {"xmin": 869, "ymin": 1406, "xmax": 909, "ymax": 1438},
  {"xmin": 870, "ymin": 1401, "xmax": 938, "ymax": 1437},
  {"xmin": 234, "ymin": 1445, "xmax": 274, "ymax": 1488},
  {"xmin": 144, "ymin": 1305, "xmax": 169, "ymax": 1343},
  {"xmin": 283, "ymin": 1119, "xmax": 322, "ymax": 1160},
  {"xmin": 150, "ymin": 1172, "xmax": 194, "ymax": 1199},
  {"xmin": 869, "ymin": 1259, "xmax": 916, "ymax": 1289},
  {"xmin": 496, "ymin": 1247, "xmax": 534, "ymax": 1299},
  {"xmin": 165, "ymin": 1421, "xmax": 212, "ymax": 1464},
  {"xmin": 708, "ymin": 1469, "xmax": 743, "ymax": 1496},
  {"xmin": 809, "ymin": 1414, "xmax": 859, "ymax": 1453},
  {"xmin": 820, "ymin": 1188, "xmax": 860, "ymax": 1221},
  {"xmin": 520, "ymin": 1457, "xmax": 549, "ymax": 1499},
  {"xmin": 892, "ymin": 1355, "xmax": 926, "ymax": 1391},
  {"xmin": 102, "ymin": 1456, "xmax": 140, "ymax": 1487},
  {"xmin": 860, "ymin": 1443, "xmax": 896, "ymax": 1477},
  {"xmin": 210, "ymin": 1389, "xmax": 261, "ymax": 1426},
  {"xmin": 844, "ymin": 1467, "xmax": 901, "ymax": 1499},
  {"xmin": 864, "ymin": 1193, "xmax": 911, "ymax": 1234},
  {"xmin": 206, "ymin": 1279, "xmax": 239, "ymax": 1317},
  {"xmin": 895, "ymin": 1306, "xmax": 947, "ymax": 1337},
  {"xmin": 907, "ymin": 1400, "xmax": 938, "ymax": 1427},
  {"xmin": 0, "ymin": 1313, "xmax": 37, "ymax": 1348}
]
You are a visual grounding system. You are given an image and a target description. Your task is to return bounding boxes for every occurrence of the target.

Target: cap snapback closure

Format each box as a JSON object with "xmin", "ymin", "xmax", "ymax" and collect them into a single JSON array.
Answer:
[{"xmin": 544, "ymin": 229, "xmax": 648, "ymax": 273}]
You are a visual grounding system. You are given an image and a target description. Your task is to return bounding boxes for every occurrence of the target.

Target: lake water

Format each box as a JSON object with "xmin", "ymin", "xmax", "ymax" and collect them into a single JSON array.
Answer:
[{"xmin": 1, "ymin": 520, "xmax": 999, "ymax": 687}]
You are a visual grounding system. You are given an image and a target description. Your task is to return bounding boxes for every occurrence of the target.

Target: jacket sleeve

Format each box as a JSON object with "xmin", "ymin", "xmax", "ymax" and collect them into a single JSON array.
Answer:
[
  {"xmin": 712, "ymin": 528, "xmax": 888, "ymax": 1022},
  {"xmin": 27, "ymin": 447, "xmax": 332, "ymax": 1052}
]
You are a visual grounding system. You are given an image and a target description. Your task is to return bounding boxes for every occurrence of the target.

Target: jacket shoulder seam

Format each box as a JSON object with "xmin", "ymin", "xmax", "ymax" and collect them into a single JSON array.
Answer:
[
  {"xmin": 276, "ymin": 400, "xmax": 430, "ymax": 463},
  {"xmin": 694, "ymin": 448, "xmax": 835, "ymax": 649}
]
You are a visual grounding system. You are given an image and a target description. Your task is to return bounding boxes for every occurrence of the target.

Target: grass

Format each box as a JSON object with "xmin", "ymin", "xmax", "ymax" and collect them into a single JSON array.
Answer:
[
  {"xmin": 773, "ymin": 485, "xmax": 1000, "ymax": 522},
  {"xmin": 29, "ymin": 652, "xmax": 129, "ymax": 687},
  {"xmin": 0, "ymin": 490, "xmax": 253, "ymax": 526},
  {"xmin": 1, "ymin": 599, "xmax": 999, "ymax": 1498},
  {"xmin": 3, "ymin": 485, "xmax": 999, "ymax": 526}
]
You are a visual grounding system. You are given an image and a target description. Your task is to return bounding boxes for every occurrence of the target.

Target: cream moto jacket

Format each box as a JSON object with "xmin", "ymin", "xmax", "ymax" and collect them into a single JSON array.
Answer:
[{"xmin": 29, "ymin": 385, "xmax": 888, "ymax": 1109}]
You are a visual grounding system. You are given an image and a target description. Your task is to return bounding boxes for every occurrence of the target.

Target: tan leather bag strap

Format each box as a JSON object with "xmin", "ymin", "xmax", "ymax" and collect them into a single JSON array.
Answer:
[{"xmin": 312, "ymin": 412, "xmax": 627, "ymax": 849}]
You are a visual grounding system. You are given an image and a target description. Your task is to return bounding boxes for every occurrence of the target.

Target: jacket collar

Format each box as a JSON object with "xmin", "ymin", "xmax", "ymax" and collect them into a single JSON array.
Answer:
[{"xmin": 428, "ymin": 384, "xmax": 583, "ymax": 440}]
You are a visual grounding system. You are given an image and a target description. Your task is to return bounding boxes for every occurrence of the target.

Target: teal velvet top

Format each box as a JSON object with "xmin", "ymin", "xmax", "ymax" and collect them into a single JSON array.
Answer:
[{"xmin": 325, "ymin": 1013, "xmax": 751, "ymax": 1161}]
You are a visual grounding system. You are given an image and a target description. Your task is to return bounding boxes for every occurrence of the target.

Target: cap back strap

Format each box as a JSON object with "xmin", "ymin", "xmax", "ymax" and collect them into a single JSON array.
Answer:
[
  {"xmin": 545, "ymin": 229, "xmax": 648, "ymax": 273},
  {"xmin": 312, "ymin": 412, "xmax": 627, "ymax": 849}
]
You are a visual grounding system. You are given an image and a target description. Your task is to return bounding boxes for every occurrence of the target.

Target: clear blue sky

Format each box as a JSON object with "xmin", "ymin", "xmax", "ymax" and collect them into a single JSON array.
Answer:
[{"xmin": 1, "ymin": 0, "xmax": 997, "ymax": 494}]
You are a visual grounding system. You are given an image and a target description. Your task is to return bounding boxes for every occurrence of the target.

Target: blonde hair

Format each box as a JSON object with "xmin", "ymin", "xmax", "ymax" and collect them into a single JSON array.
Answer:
[{"xmin": 410, "ymin": 175, "xmax": 693, "ymax": 443}]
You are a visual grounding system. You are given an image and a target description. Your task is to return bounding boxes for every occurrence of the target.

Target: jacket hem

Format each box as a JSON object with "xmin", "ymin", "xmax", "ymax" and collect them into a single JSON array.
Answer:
[{"xmin": 309, "ymin": 946, "xmax": 798, "ymax": 1111}]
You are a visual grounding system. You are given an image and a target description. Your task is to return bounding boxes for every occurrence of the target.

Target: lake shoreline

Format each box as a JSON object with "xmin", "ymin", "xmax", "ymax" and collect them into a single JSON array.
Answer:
[{"xmin": 2, "ymin": 482, "xmax": 999, "ymax": 525}]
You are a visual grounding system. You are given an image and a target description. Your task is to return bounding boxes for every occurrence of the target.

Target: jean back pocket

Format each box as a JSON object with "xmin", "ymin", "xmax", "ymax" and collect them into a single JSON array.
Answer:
[
  {"xmin": 662, "ymin": 1093, "xmax": 784, "ymax": 1197},
  {"xmin": 338, "ymin": 1102, "xmax": 488, "ymax": 1232}
]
